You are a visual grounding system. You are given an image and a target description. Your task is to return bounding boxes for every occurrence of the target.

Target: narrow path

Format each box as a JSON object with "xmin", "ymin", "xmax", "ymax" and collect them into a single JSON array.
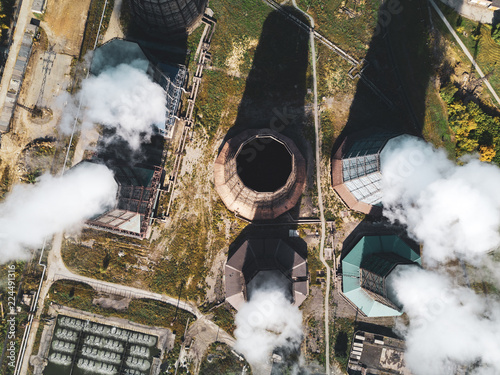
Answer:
[
  {"xmin": 429, "ymin": 0, "xmax": 500, "ymax": 107},
  {"xmin": 291, "ymin": 1, "xmax": 332, "ymax": 373}
]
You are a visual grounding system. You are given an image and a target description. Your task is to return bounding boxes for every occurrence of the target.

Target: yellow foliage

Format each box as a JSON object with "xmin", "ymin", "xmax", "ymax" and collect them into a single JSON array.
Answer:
[{"xmin": 479, "ymin": 145, "xmax": 496, "ymax": 162}]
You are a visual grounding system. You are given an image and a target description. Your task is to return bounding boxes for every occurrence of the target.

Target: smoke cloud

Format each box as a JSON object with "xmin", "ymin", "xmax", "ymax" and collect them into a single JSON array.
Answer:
[
  {"xmin": 381, "ymin": 135, "xmax": 500, "ymax": 265},
  {"xmin": 59, "ymin": 62, "xmax": 167, "ymax": 150},
  {"xmin": 387, "ymin": 266, "xmax": 500, "ymax": 375},
  {"xmin": 0, "ymin": 162, "xmax": 117, "ymax": 261},
  {"xmin": 380, "ymin": 136, "xmax": 500, "ymax": 375},
  {"xmin": 234, "ymin": 274, "xmax": 303, "ymax": 372}
]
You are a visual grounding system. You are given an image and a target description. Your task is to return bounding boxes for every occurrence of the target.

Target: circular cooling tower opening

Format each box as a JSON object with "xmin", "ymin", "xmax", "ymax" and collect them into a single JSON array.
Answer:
[{"xmin": 236, "ymin": 137, "xmax": 292, "ymax": 192}]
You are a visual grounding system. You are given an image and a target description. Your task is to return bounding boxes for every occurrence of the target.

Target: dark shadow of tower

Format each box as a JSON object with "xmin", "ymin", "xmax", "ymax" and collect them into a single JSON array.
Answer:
[
  {"xmin": 222, "ymin": 7, "xmax": 310, "ymax": 156},
  {"xmin": 331, "ymin": 0, "xmax": 434, "ymax": 147}
]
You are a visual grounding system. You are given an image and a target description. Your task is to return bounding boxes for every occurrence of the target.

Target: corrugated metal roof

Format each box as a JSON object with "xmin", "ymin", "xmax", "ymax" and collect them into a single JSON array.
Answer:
[{"xmin": 341, "ymin": 134, "xmax": 415, "ymax": 206}]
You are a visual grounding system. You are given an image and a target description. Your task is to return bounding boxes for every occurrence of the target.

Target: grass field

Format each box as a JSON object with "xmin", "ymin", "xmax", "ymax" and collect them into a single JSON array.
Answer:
[
  {"xmin": 331, "ymin": 317, "xmax": 355, "ymax": 371},
  {"xmin": 435, "ymin": 1, "xmax": 500, "ymax": 101},
  {"xmin": 199, "ymin": 342, "xmax": 251, "ymax": 375},
  {"xmin": 297, "ymin": 0, "xmax": 382, "ymax": 59}
]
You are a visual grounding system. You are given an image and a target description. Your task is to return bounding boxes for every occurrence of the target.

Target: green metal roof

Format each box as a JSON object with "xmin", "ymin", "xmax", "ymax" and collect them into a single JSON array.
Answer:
[{"xmin": 342, "ymin": 235, "xmax": 421, "ymax": 317}]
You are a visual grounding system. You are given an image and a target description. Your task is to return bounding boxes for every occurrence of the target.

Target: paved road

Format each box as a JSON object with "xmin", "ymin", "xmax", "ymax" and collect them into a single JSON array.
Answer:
[
  {"xmin": 0, "ymin": 0, "xmax": 34, "ymax": 114},
  {"xmin": 18, "ymin": 232, "xmax": 208, "ymax": 373},
  {"xmin": 45, "ymin": 233, "xmax": 203, "ymax": 318},
  {"xmin": 430, "ymin": 0, "xmax": 500, "ymax": 107}
]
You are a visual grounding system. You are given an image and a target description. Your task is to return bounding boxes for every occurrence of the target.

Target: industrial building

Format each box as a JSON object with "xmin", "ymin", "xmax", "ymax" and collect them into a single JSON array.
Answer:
[
  {"xmin": 341, "ymin": 234, "xmax": 421, "ymax": 317},
  {"xmin": 214, "ymin": 129, "xmax": 306, "ymax": 221},
  {"xmin": 331, "ymin": 132, "xmax": 418, "ymax": 215},
  {"xmin": 43, "ymin": 315, "xmax": 160, "ymax": 375},
  {"xmin": 348, "ymin": 330, "xmax": 412, "ymax": 375},
  {"xmin": 90, "ymin": 38, "xmax": 186, "ymax": 138},
  {"xmin": 0, "ymin": 21, "xmax": 38, "ymax": 132},
  {"xmin": 225, "ymin": 238, "xmax": 308, "ymax": 310},
  {"xmin": 79, "ymin": 161, "xmax": 162, "ymax": 239},
  {"xmin": 130, "ymin": 0, "xmax": 208, "ymax": 37}
]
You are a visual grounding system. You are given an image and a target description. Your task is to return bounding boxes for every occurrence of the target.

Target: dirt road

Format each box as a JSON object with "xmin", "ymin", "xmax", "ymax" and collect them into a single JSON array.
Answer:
[{"xmin": 42, "ymin": 0, "xmax": 92, "ymax": 55}]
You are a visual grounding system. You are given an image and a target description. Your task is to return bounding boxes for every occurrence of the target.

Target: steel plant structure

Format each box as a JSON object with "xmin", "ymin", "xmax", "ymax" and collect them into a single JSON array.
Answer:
[
  {"xmin": 341, "ymin": 234, "xmax": 421, "ymax": 317},
  {"xmin": 91, "ymin": 38, "xmax": 186, "ymax": 138},
  {"xmin": 225, "ymin": 238, "xmax": 308, "ymax": 310},
  {"xmin": 214, "ymin": 129, "xmax": 306, "ymax": 221},
  {"xmin": 81, "ymin": 161, "xmax": 162, "ymax": 239},
  {"xmin": 331, "ymin": 132, "xmax": 418, "ymax": 215},
  {"xmin": 130, "ymin": 0, "xmax": 208, "ymax": 37}
]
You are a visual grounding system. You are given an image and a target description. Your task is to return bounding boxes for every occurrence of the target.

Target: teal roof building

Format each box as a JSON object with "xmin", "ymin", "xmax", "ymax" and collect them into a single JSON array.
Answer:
[{"xmin": 341, "ymin": 235, "xmax": 421, "ymax": 317}]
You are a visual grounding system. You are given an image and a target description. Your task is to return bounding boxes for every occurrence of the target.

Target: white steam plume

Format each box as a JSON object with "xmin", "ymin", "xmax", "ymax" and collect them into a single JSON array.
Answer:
[
  {"xmin": 381, "ymin": 136, "xmax": 500, "ymax": 265},
  {"xmin": 234, "ymin": 274, "xmax": 303, "ymax": 371},
  {"xmin": 380, "ymin": 136, "xmax": 500, "ymax": 375},
  {"xmin": 59, "ymin": 62, "xmax": 167, "ymax": 150},
  {"xmin": 0, "ymin": 162, "xmax": 117, "ymax": 261},
  {"xmin": 387, "ymin": 266, "xmax": 500, "ymax": 375}
]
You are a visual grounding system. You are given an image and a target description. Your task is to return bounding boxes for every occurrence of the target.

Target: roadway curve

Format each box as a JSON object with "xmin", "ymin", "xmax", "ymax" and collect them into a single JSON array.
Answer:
[
  {"xmin": 18, "ymin": 232, "xmax": 234, "ymax": 374},
  {"xmin": 291, "ymin": 2, "xmax": 332, "ymax": 373}
]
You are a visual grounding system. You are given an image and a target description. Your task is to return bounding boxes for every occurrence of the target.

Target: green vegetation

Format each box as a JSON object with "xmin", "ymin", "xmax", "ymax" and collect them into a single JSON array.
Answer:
[
  {"xmin": 442, "ymin": 93, "xmax": 500, "ymax": 163},
  {"xmin": 0, "ymin": 0, "xmax": 14, "ymax": 40},
  {"xmin": 298, "ymin": 0, "xmax": 382, "ymax": 59},
  {"xmin": 0, "ymin": 165, "xmax": 11, "ymax": 199},
  {"xmin": 305, "ymin": 316, "xmax": 325, "ymax": 365},
  {"xmin": 193, "ymin": 69, "xmax": 245, "ymax": 139},
  {"xmin": 80, "ymin": 0, "xmax": 115, "ymax": 59},
  {"xmin": 199, "ymin": 342, "xmax": 251, "ymax": 375},
  {"xmin": 493, "ymin": 25, "xmax": 500, "ymax": 45},
  {"xmin": 63, "ymin": 197, "xmax": 246, "ymax": 304},
  {"xmin": 435, "ymin": 2, "xmax": 500, "ymax": 96},
  {"xmin": 209, "ymin": 0, "xmax": 271, "ymax": 73},
  {"xmin": 209, "ymin": 304, "xmax": 236, "ymax": 336},
  {"xmin": 307, "ymin": 244, "xmax": 324, "ymax": 285},
  {"xmin": 331, "ymin": 317, "xmax": 355, "ymax": 371},
  {"xmin": 423, "ymin": 83, "xmax": 455, "ymax": 156}
]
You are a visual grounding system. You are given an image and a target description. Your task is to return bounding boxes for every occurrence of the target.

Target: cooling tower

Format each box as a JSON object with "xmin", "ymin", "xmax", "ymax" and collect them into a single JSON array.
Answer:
[
  {"xmin": 214, "ymin": 129, "xmax": 306, "ymax": 221},
  {"xmin": 130, "ymin": 0, "xmax": 208, "ymax": 37},
  {"xmin": 331, "ymin": 131, "xmax": 420, "ymax": 215},
  {"xmin": 341, "ymin": 234, "xmax": 421, "ymax": 317},
  {"xmin": 225, "ymin": 238, "xmax": 308, "ymax": 310}
]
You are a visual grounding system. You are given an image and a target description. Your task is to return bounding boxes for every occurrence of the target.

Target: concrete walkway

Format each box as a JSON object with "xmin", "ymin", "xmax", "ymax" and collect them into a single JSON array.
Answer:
[
  {"xmin": 430, "ymin": 0, "xmax": 500, "ymax": 107},
  {"xmin": 291, "ymin": 1, "xmax": 332, "ymax": 373}
]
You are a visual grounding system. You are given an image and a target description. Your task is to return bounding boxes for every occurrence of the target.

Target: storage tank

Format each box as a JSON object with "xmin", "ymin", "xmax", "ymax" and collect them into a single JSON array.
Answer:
[{"xmin": 130, "ymin": 0, "xmax": 208, "ymax": 37}]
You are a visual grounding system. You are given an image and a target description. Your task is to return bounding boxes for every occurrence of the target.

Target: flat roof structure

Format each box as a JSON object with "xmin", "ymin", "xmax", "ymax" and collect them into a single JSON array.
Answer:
[
  {"xmin": 225, "ymin": 238, "xmax": 308, "ymax": 310},
  {"xmin": 90, "ymin": 38, "xmax": 186, "ymax": 138},
  {"xmin": 82, "ymin": 161, "xmax": 162, "ymax": 239},
  {"xmin": 214, "ymin": 129, "xmax": 306, "ymax": 221},
  {"xmin": 341, "ymin": 235, "xmax": 421, "ymax": 317},
  {"xmin": 348, "ymin": 331, "xmax": 412, "ymax": 375},
  {"xmin": 43, "ymin": 315, "xmax": 160, "ymax": 375},
  {"xmin": 332, "ymin": 132, "xmax": 419, "ymax": 215},
  {"xmin": 0, "ymin": 23, "xmax": 38, "ymax": 132}
]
